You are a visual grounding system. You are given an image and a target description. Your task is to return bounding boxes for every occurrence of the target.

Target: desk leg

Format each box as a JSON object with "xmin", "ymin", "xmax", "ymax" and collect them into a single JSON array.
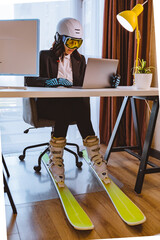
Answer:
[
  {"xmin": 3, "ymin": 173, "xmax": 17, "ymax": 214},
  {"xmin": 130, "ymin": 97, "xmax": 142, "ymax": 154},
  {"xmin": 104, "ymin": 96, "xmax": 130, "ymax": 162},
  {"xmin": 134, "ymin": 98, "xmax": 159, "ymax": 194},
  {"xmin": 2, "ymin": 155, "xmax": 10, "ymax": 178}
]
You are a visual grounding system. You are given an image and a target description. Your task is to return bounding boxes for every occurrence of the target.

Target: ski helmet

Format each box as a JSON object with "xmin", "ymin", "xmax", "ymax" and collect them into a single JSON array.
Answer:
[{"xmin": 56, "ymin": 18, "xmax": 83, "ymax": 39}]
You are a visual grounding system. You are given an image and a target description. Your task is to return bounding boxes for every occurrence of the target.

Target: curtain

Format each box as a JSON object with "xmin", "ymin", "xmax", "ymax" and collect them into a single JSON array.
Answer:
[{"xmin": 99, "ymin": 0, "xmax": 153, "ymax": 147}]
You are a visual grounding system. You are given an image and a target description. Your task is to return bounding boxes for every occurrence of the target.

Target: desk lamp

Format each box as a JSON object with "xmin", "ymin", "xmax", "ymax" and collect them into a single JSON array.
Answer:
[{"xmin": 116, "ymin": 0, "xmax": 148, "ymax": 76}]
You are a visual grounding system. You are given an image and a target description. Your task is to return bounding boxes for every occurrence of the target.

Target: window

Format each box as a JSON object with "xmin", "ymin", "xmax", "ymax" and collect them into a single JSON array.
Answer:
[
  {"xmin": 82, "ymin": 0, "xmax": 105, "ymax": 138},
  {"xmin": 0, "ymin": 0, "xmax": 75, "ymax": 153},
  {"xmin": 0, "ymin": 0, "xmax": 104, "ymax": 153},
  {"xmin": 82, "ymin": 0, "xmax": 104, "ymax": 58}
]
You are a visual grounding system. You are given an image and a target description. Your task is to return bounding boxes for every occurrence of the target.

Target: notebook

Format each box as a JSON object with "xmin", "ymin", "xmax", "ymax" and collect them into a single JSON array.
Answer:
[{"xmin": 79, "ymin": 58, "xmax": 119, "ymax": 89}]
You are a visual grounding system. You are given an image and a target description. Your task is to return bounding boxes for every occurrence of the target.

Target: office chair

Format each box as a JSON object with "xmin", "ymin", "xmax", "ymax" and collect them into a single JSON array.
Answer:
[{"xmin": 19, "ymin": 97, "xmax": 83, "ymax": 172}]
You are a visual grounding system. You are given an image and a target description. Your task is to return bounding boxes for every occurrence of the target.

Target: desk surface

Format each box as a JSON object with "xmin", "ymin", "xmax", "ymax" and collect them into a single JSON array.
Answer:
[{"xmin": 0, "ymin": 86, "xmax": 158, "ymax": 98}]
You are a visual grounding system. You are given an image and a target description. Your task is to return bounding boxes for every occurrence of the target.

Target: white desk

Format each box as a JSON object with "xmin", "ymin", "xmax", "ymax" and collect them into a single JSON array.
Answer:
[
  {"xmin": 0, "ymin": 86, "xmax": 158, "ymax": 98},
  {"xmin": 0, "ymin": 86, "xmax": 159, "ymax": 231}
]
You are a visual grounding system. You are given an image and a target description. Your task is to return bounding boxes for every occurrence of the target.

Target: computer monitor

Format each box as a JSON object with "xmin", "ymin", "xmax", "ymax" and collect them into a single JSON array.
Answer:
[{"xmin": 0, "ymin": 19, "xmax": 40, "ymax": 76}]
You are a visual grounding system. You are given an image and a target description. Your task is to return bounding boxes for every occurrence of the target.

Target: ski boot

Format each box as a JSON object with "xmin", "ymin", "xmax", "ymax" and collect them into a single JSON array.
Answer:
[
  {"xmin": 83, "ymin": 135, "xmax": 110, "ymax": 184},
  {"xmin": 49, "ymin": 136, "xmax": 66, "ymax": 187}
]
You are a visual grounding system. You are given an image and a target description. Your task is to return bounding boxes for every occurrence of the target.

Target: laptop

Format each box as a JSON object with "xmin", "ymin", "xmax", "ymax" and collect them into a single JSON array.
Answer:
[{"xmin": 80, "ymin": 58, "xmax": 119, "ymax": 89}]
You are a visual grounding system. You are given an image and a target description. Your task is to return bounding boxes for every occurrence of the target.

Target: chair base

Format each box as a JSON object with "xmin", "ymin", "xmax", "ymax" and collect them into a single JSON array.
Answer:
[{"xmin": 19, "ymin": 142, "xmax": 83, "ymax": 172}]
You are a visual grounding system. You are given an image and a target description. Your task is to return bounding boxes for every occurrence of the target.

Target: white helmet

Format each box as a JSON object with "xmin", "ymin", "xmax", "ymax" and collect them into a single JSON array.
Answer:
[{"xmin": 56, "ymin": 18, "xmax": 83, "ymax": 39}]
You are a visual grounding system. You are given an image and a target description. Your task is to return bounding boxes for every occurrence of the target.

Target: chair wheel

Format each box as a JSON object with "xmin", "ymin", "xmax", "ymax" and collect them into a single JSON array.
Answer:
[
  {"xmin": 19, "ymin": 155, "xmax": 25, "ymax": 161},
  {"xmin": 78, "ymin": 151, "xmax": 83, "ymax": 158},
  {"xmin": 76, "ymin": 161, "xmax": 83, "ymax": 169},
  {"xmin": 33, "ymin": 165, "xmax": 41, "ymax": 172}
]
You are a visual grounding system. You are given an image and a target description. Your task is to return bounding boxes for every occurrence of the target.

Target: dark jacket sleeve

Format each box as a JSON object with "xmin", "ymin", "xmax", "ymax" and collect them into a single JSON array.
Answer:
[
  {"xmin": 24, "ymin": 50, "xmax": 58, "ymax": 87},
  {"xmin": 24, "ymin": 76, "xmax": 51, "ymax": 87},
  {"xmin": 39, "ymin": 50, "xmax": 58, "ymax": 78}
]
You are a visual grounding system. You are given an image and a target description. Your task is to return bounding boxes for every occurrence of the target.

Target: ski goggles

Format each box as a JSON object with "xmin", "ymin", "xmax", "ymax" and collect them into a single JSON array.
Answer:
[{"xmin": 62, "ymin": 35, "xmax": 83, "ymax": 49}]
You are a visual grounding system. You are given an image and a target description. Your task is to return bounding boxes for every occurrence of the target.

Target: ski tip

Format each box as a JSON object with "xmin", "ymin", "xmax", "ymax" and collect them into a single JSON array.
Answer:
[
  {"xmin": 125, "ymin": 215, "xmax": 146, "ymax": 226},
  {"xmin": 73, "ymin": 224, "xmax": 94, "ymax": 230}
]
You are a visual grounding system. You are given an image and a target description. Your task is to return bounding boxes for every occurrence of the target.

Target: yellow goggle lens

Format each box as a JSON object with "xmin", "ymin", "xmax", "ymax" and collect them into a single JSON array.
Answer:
[{"xmin": 65, "ymin": 37, "xmax": 83, "ymax": 49}]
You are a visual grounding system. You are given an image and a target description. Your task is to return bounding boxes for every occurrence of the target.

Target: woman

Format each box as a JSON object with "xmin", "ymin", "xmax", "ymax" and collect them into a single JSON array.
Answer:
[{"xmin": 37, "ymin": 18, "xmax": 110, "ymax": 187}]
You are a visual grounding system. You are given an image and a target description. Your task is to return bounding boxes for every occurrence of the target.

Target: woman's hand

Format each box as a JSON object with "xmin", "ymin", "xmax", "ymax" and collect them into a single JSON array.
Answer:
[
  {"xmin": 45, "ymin": 78, "xmax": 73, "ymax": 88},
  {"xmin": 110, "ymin": 74, "xmax": 121, "ymax": 88}
]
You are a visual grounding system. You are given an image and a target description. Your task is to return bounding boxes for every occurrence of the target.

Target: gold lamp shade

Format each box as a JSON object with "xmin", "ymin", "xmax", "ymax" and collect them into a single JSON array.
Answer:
[{"xmin": 117, "ymin": 4, "xmax": 144, "ymax": 32}]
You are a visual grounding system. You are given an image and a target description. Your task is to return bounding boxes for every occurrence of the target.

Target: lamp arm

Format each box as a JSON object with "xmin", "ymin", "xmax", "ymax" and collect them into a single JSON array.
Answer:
[
  {"xmin": 135, "ymin": 21, "xmax": 140, "ymax": 73},
  {"xmin": 133, "ymin": 21, "xmax": 140, "ymax": 84},
  {"xmin": 142, "ymin": 0, "xmax": 148, "ymax": 6}
]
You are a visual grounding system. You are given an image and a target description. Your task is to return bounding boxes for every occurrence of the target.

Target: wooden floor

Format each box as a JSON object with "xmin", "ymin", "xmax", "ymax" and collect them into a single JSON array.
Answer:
[{"xmin": 5, "ymin": 145, "xmax": 160, "ymax": 240}]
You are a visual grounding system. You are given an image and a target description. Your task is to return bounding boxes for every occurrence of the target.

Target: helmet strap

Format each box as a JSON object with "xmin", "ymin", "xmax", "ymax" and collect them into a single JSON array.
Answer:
[{"xmin": 55, "ymin": 32, "xmax": 62, "ymax": 43}]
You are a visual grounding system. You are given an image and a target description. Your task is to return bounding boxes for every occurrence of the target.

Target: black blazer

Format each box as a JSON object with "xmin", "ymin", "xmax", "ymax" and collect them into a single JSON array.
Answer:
[
  {"xmin": 25, "ymin": 50, "xmax": 90, "ymax": 120},
  {"xmin": 25, "ymin": 50, "xmax": 86, "ymax": 87}
]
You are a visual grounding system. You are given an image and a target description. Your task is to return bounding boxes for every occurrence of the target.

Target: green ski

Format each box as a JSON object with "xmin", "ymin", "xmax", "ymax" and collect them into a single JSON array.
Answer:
[
  {"xmin": 42, "ymin": 153, "xmax": 94, "ymax": 230},
  {"xmin": 83, "ymin": 150, "xmax": 146, "ymax": 226}
]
